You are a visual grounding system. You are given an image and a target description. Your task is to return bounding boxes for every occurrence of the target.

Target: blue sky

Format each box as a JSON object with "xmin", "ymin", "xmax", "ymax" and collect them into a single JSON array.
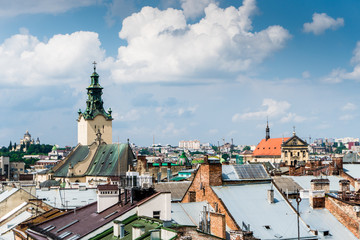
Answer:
[{"xmin": 0, "ymin": 0, "xmax": 360, "ymax": 147}]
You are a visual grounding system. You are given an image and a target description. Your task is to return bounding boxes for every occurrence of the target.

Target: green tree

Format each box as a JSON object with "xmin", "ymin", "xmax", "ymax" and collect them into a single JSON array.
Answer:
[
  {"xmin": 8, "ymin": 141, "xmax": 12, "ymax": 151},
  {"xmin": 222, "ymin": 153, "xmax": 230, "ymax": 161},
  {"xmin": 212, "ymin": 146, "xmax": 218, "ymax": 152},
  {"xmin": 242, "ymin": 146, "xmax": 251, "ymax": 151}
]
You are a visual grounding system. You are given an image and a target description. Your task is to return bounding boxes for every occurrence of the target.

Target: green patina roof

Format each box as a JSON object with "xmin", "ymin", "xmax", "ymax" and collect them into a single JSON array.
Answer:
[
  {"xmin": 85, "ymin": 143, "xmax": 135, "ymax": 176},
  {"xmin": 52, "ymin": 145, "xmax": 57, "ymax": 151},
  {"xmin": 53, "ymin": 143, "xmax": 135, "ymax": 177},
  {"xmin": 78, "ymin": 69, "xmax": 112, "ymax": 121},
  {"xmin": 54, "ymin": 145, "xmax": 90, "ymax": 177},
  {"xmin": 90, "ymin": 215, "xmax": 164, "ymax": 240}
]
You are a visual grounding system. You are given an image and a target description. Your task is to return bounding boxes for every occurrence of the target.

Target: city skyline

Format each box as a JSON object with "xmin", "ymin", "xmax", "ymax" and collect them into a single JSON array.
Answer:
[{"xmin": 1, "ymin": 0, "xmax": 360, "ymax": 147}]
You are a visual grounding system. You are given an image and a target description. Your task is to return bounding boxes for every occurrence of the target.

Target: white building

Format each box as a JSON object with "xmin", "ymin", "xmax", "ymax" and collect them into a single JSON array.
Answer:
[
  {"xmin": 0, "ymin": 156, "xmax": 9, "ymax": 178},
  {"xmin": 179, "ymin": 140, "xmax": 200, "ymax": 150}
]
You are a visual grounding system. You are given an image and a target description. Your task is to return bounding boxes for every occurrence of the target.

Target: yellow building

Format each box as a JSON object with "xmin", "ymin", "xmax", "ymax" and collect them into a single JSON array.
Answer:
[{"xmin": 281, "ymin": 131, "xmax": 309, "ymax": 165}]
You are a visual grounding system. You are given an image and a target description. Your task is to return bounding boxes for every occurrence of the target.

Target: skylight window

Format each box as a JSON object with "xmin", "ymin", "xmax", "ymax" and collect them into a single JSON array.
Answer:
[
  {"xmin": 58, "ymin": 231, "xmax": 72, "ymax": 239},
  {"xmin": 67, "ymin": 234, "xmax": 80, "ymax": 240},
  {"xmin": 263, "ymin": 225, "xmax": 271, "ymax": 230},
  {"xmin": 43, "ymin": 225, "xmax": 55, "ymax": 231},
  {"xmin": 56, "ymin": 220, "xmax": 79, "ymax": 233}
]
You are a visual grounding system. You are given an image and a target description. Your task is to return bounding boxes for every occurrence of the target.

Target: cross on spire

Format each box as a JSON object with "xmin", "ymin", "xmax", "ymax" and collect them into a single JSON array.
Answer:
[{"xmin": 92, "ymin": 61, "xmax": 97, "ymax": 72}]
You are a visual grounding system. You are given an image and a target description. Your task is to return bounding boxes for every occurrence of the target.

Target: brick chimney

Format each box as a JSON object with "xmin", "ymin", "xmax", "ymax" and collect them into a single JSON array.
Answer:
[
  {"xmin": 310, "ymin": 178, "xmax": 330, "ymax": 193},
  {"xmin": 97, "ymin": 185, "xmax": 119, "ymax": 213},
  {"xmin": 309, "ymin": 190, "xmax": 325, "ymax": 208},
  {"xmin": 339, "ymin": 179, "xmax": 350, "ymax": 192},
  {"xmin": 210, "ymin": 212, "xmax": 226, "ymax": 239},
  {"xmin": 355, "ymin": 179, "xmax": 360, "ymax": 192},
  {"xmin": 202, "ymin": 155, "xmax": 222, "ymax": 186}
]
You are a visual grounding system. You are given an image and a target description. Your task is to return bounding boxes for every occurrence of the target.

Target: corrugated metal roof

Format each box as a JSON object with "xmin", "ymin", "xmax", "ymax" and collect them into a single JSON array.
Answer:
[
  {"xmin": 291, "ymin": 198, "xmax": 357, "ymax": 239},
  {"xmin": 212, "ymin": 183, "xmax": 315, "ymax": 239},
  {"xmin": 343, "ymin": 164, "xmax": 360, "ymax": 178},
  {"xmin": 36, "ymin": 188, "xmax": 97, "ymax": 209},
  {"xmin": 171, "ymin": 201, "xmax": 210, "ymax": 226},
  {"xmin": 0, "ymin": 188, "xmax": 18, "ymax": 203},
  {"xmin": 222, "ymin": 164, "xmax": 270, "ymax": 181},
  {"xmin": 0, "ymin": 211, "xmax": 32, "ymax": 235},
  {"xmin": 85, "ymin": 144, "xmax": 135, "ymax": 176},
  {"xmin": 54, "ymin": 145, "xmax": 89, "ymax": 177},
  {"xmin": 284, "ymin": 176, "xmax": 354, "ymax": 192}
]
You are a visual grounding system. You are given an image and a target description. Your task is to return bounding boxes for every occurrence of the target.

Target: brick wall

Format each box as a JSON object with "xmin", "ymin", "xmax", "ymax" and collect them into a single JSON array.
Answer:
[
  {"xmin": 325, "ymin": 195, "xmax": 360, "ymax": 238},
  {"xmin": 182, "ymin": 161, "xmax": 239, "ymax": 232},
  {"xmin": 210, "ymin": 212, "xmax": 226, "ymax": 239},
  {"xmin": 174, "ymin": 226, "xmax": 224, "ymax": 240}
]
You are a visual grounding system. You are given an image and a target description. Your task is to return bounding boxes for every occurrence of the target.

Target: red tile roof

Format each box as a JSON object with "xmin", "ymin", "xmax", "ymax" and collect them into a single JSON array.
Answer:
[{"xmin": 253, "ymin": 138, "xmax": 290, "ymax": 157}]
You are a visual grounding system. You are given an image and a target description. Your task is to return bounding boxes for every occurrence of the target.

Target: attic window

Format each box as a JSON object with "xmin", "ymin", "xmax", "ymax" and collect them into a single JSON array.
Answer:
[
  {"xmin": 274, "ymin": 147, "xmax": 276, "ymax": 149},
  {"xmin": 263, "ymin": 225, "xmax": 271, "ymax": 230}
]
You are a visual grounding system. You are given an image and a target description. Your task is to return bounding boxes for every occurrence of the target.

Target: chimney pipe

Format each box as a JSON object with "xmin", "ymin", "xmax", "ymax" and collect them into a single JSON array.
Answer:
[
  {"xmin": 167, "ymin": 169, "xmax": 171, "ymax": 182},
  {"xmin": 268, "ymin": 189, "xmax": 274, "ymax": 204},
  {"xmin": 113, "ymin": 220, "xmax": 125, "ymax": 238}
]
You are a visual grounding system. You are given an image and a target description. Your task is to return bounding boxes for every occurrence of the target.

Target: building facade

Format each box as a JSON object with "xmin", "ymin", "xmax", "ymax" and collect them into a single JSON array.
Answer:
[{"xmin": 281, "ymin": 133, "xmax": 309, "ymax": 164}]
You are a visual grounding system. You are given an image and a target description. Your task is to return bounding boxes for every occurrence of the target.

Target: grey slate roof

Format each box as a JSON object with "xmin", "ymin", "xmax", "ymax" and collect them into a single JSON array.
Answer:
[{"xmin": 155, "ymin": 181, "xmax": 191, "ymax": 201}]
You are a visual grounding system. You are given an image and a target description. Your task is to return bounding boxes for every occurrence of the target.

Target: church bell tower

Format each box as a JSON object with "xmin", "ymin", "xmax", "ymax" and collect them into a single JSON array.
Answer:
[{"xmin": 77, "ymin": 62, "xmax": 113, "ymax": 145}]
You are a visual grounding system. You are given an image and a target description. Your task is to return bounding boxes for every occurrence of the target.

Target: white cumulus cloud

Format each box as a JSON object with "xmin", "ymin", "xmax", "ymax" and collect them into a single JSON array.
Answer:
[
  {"xmin": 180, "ymin": 0, "xmax": 215, "ymax": 19},
  {"xmin": 232, "ymin": 98, "xmax": 290, "ymax": 121},
  {"xmin": 0, "ymin": 31, "xmax": 105, "ymax": 87},
  {"xmin": 323, "ymin": 42, "xmax": 360, "ymax": 83},
  {"xmin": 342, "ymin": 103, "xmax": 357, "ymax": 111},
  {"xmin": 232, "ymin": 98, "xmax": 306, "ymax": 124},
  {"xmin": 303, "ymin": 13, "xmax": 344, "ymax": 35},
  {"xmin": 108, "ymin": 0, "xmax": 290, "ymax": 83},
  {"xmin": 280, "ymin": 113, "xmax": 306, "ymax": 123}
]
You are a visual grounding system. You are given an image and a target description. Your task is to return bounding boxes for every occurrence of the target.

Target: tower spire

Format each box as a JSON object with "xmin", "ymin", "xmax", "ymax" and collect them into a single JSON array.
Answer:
[
  {"xmin": 265, "ymin": 117, "xmax": 270, "ymax": 140},
  {"xmin": 78, "ymin": 63, "xmax": 112, "ymax": 121}
]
